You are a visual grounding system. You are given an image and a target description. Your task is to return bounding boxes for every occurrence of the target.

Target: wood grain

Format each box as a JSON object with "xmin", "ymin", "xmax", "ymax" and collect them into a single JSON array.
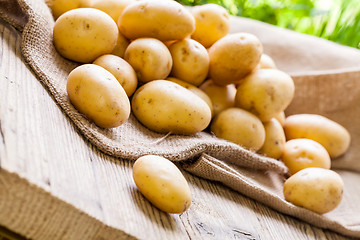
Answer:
[{"xmin": 0, "ymin": 20, "xmax": 354, "ymax": 240}]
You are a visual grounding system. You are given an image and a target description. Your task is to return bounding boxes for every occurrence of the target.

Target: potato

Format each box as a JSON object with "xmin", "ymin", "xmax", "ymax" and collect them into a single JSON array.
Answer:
[
  {"xmin": 53, "ymin": 8, "xmax": 118, "ymax": 63},
  {"xmin": 93, "ymin": 54, "xmax": 138, "ymax": 97},
  {"xmin": 131, "ymin": 80, "xmax": 211, "ymax": 135},
  {"xmin": 282, "ymin": 139, "xmax": 331, "ymax": 175},
  {"xmin": 283, "ymin": 167, "xmax": 344, "ymax": 214},
  {"xmin": 258, "ymin": 118, "xmax": 286, "ymax": 159},
  {"xmin": 208, "ymin": 33, "xmax": 263, "ymax": 85},
  {"xmin": 66, "ymin": 64, "xmax": 130, "ymax": 128},
  {"xmin": 258, "ymin": 53, "xmax": 277, "ymax": 69},
  {"xmin": 191, "ymin": 3, "xmax": 230, "ymax": 48},
  {"xmin": 168, "ymin": 39, "xmax": 209, "ymax": 86},
  {"xmin": 118, "ymin": 0, "xmax": 195, "ymax": 41},
  {"xmin": 199, "ymin": 79, "xmax": 236, "ymax": 117},
  {"xmin": 164, "ymin": 40, "xmax": 177, "ymax": 48},
  {"xmin": 111, "ymin": 32, "xmax": 130, "ymax": 58},
  {"xmin": 124, "ymin": 38, "xmax": 172, "ymax": 83},
  {"xmin": 274, "ymin": 111, "xmax": 286, "ymax": 127},
  {"xmin": 284, "ymin": 114, "xmax": 351, "ymax": 158},
  {"xmin": 166, "ymin": 77, "xmax": 213, "ymax": 115},
  {"xmin": 133, "ymin": 155, "xmax": 192, "ymax": 214},
  {"xmin": 211, "ymin": 108, "xmax": 265, "ymax": 151},
  {"xmin": 91, "ymin": 0, "xmax": 133, "ymax": 23},
  {"xmin": 46, "ymin": 0, "xmax": 91, "ymax": 19},
  {"xmin": 235, "ymin": 69, "xmax": 295, "ymax": 122}
]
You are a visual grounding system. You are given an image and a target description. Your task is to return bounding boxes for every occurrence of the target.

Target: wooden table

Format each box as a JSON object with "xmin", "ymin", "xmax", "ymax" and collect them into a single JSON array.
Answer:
[{"xmin": 0, "ymin": 19, "xmax": 353, "ymax": 240}]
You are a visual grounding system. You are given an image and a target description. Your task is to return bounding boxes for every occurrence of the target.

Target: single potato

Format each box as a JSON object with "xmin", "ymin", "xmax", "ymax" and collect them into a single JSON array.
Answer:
[
  {"xmin": 111, "ymin": 32, "xmax": 130, "ymax": 58},
  {"xmin": 46, "ymin": 0, "xmax": 91, "ymax": 19},
  {"xmin": 235, "ymin": 69, "xmax": 295, "ymax": 122},
  {"xmin": 258, "ymin": 53, "xmax": 277, "ymax": 69},
  {"xmin": 283, "ymin": 167, "xmax": 344, "ymax": 214},
  {"xmin": 211, "ymin": 108, "xmax": 265, "ymax": 151},
  {"xmin": 66, "ymin": 64, "xmax": 130, "ymax": 128},
  {"xmin": 93, "ymin": 54, "xmax": 138, "ymax": 97},
  {"xmin": 191, "ymin": 3, "xmax": 230, "ymax": 48},
  {"xmin": 274, "ymin": 111, "xmax": 286, "ymax": 126},
  {"xmin": 284, "ymin": 114, "xmax": 351, "ymax": 158},
  {"xmin": 168, "ymin": 39, "xmax": 209, "ymax": 86},
  {"xmin": 91, "ymin": 0, "xmax": 133, "ymax": 23},
  {"xmin": 118, "ymin": 0, "xmax": 195, "ymax": 41},
  {"xmin": 258, "ymin": 118, "xmax": 286, "ymax": 159},
  {"xmin": 53, "ymin": 8, "xmax": 118, "ymax": 63},
  {"xmin": 166, "ymin": 77, "xmax": 213, "ymax": 115},
  {"xmin": 124, "ymin": 38, "xmax": 172, "ymax": 83},
  {"xmin": 199, "ymin": 79, "xmax": 237, "ymax": 117},
  {"xmin": 133, "ymin": 155, "xmax": 192, "ymax": 214},
  {"xmin": 131, "ymin": 80, "xmax": 211, "ymax": 135},
  {"xmin": 208, "ymin": 33, "xmax": 263, "ymax": 85},
  {"xmin": 282, "ymin": 138, "xmax": 331, "ymax": 175}
]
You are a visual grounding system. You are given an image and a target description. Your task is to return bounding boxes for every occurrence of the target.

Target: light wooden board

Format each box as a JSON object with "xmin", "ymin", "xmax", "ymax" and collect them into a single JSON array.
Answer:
[{"xmin": 0, "ymin": 19, "xmax": 354, "ymax": 240}]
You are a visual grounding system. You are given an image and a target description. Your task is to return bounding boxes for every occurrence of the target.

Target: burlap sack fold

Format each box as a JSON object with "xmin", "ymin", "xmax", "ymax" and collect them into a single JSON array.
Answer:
[{"xmin": 1, "ymin": 0, "xmax": 360, "ymax": 238}]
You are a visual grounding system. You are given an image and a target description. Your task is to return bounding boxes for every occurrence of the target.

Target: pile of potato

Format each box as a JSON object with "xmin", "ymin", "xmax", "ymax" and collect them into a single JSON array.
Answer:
[{"xmin": 48, "ymin": 0, "xmax": 351, "ymax": 214}]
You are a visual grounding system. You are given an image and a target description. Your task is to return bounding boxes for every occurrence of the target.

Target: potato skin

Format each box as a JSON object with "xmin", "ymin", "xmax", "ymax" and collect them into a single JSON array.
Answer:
[
  {"xmin": 208, "ymin": 33, "xmax": 263, "ymax": 85},
  {"xmin": 133, "ymin": 155, "xmax": 192, "ymax": 214},
  {"xmin": 53, "ymin": 8, "xmax": 118, "ymax": 63},
  {"xmin": 283, "ymin": 167, "xmax": 344, "ymax": 214},
  {"xmin": 93, "ymin": 54, "xmax": 138, "ymax": 97},
  {"xmin": 199, "ymin": 79, "xmax": 236, "ymax": 117},
  {"xmin": 124, "ymin": 38, "xmax": 172, "ymax": 83},
  {"xmin": 235, "ymin": 69, "xmax": 295, "ymax": 122},
  {"xmin": 46, "ymin": 0, "xmax": 91, "ymax": 19},
  {"xmin": 166, "ymin": 77, "xmax": 213, "ymax": 116},
  {"xmin": 168, "ymin": 39, "xmax": 209, "ymax": 86},
  {"xmin": 274, "ymin": 111, "xmax": 286, "ymax": 127},
  {"xmin": 211, "ymin": 108, "xmax": 265, "ymax": 151},
  {"xmin": 66, "ymin": 64, "xmax": 130, "ymax": 128},
  {"xmin": 191, "ymin": 3, "xmax": 230, "ymax": 48},
  {"xmin": 258, "ymin": 118, "xmax": 286, "ymax": 159},
  {"xmin": 258, "ymin": 53, "xmax": 277, "ymax": 69},
  {"xmin": 91, "ymin": 0, "xmax": 132, "ymax": 22},
  {"xmin": 282, "ymin": 139, "xmax": 331, "ymax": 175},
  {"xmin": 118, "ymin": 0, "xmax": 195, "ymax": 41},
  {"xmin": 111, "ymin": 32, "xmax": 130, "ymax": 58},
  {"xmin": 284, "ymin": 114, "xmax": 351, "ymax": 158},
  {"xmin": 131, "ymin": 80, "xmax": 211, "ymax": 135}
]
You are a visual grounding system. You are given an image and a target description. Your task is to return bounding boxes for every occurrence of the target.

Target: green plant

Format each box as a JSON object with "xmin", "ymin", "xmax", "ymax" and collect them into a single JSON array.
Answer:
[{"xmin": 306, "ymin": 0, "xmax": 360, "ymax": 49}]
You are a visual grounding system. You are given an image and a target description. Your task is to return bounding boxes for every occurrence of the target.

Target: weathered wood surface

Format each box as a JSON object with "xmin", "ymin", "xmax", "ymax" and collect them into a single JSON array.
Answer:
[{"xmin": 0, "ymin": 20, "xmax": 354, "ymax": 240}]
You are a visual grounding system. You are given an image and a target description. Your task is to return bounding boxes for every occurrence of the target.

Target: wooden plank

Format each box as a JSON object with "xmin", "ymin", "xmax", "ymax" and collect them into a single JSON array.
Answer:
[{"xmin": 0, "ymin": 19, "xmax": 353, "ymax": 240}]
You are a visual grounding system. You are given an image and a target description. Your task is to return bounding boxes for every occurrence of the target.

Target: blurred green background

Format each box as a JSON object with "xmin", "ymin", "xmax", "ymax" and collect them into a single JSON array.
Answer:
[{"xmin": 177, "ymin": 0, "xmax": 360, "ymax": 49}]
